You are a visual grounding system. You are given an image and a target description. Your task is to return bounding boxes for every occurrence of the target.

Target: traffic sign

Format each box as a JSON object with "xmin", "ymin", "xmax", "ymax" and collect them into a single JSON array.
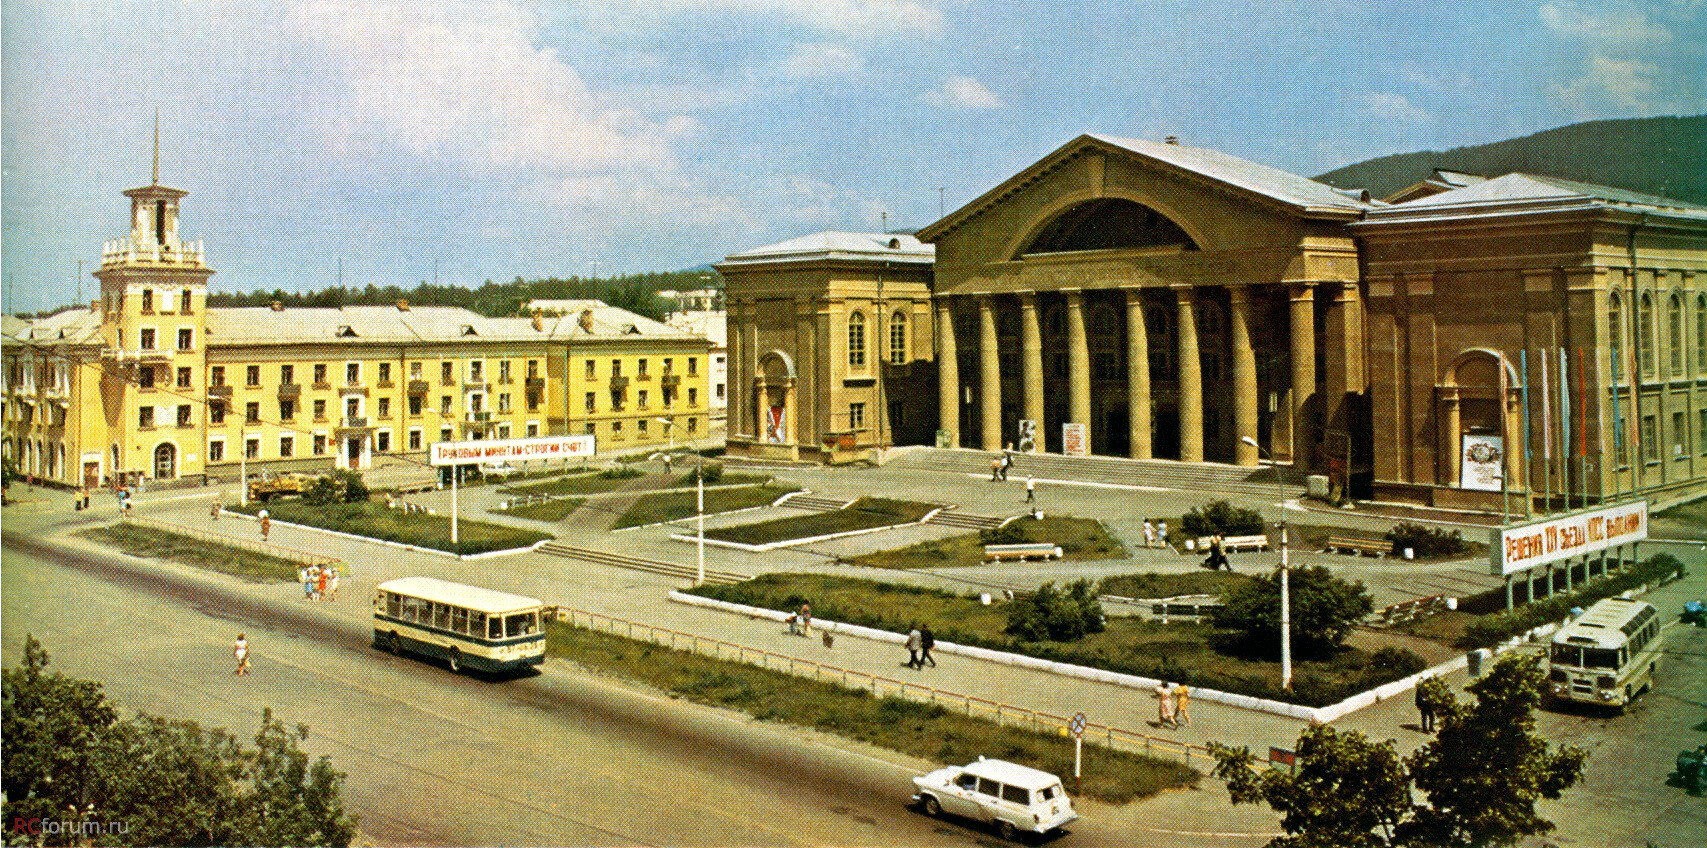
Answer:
[{"xmin": 1069, "ymin": 712, "xmax": 1087, "ymax": 738}]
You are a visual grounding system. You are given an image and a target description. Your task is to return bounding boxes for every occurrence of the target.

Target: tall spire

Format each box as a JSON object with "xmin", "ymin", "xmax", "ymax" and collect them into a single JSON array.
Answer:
[{"xmin": 151, "ymin": 109, "xmax": 161, "ymax": 186}]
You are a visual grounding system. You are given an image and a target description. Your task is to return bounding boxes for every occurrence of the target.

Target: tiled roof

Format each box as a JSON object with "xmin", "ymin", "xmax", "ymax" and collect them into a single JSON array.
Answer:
[
  {"xmin": 1090, "ymin": 134, "xmax": 1377, "ymax": 214},
  {"xmin": 1359, "ymin": 173, "xmax": 1707, "ymax": 225},
  {"xmin": 207, "ymin": 302, "xmax": 698, "ymax": 345},
  {"xmin": 719, "ymin": 231, "xmax": 934, "ymax": 267},
  {"xmin": 2, "ymin": 308, "xmax": 103, "ymax": 345}
]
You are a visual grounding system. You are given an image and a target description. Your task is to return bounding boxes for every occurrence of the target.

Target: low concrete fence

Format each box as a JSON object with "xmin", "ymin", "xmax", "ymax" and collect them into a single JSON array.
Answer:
[{"xmin": 121, "ymin": 516, "xmax": 343, "ymax": 568}]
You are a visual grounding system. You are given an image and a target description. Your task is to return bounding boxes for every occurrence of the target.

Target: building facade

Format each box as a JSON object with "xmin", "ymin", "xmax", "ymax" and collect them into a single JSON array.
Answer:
[
  {"xmin": 663, "ymin": 308, "xmax": 728, "ymax": 431},
  {"xmin": 722, "ymin": 134, "xmax": 1707, "ymax": 506},
  {"xmin": 3, "ymin": 177, "xmax": 711, "ymax": 488}
]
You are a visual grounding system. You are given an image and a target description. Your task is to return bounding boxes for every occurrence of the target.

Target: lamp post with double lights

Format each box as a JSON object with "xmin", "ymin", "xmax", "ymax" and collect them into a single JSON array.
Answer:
[{"xmin": 1241, "ymin": 435, "xmax": 1292, "ymax": 691}]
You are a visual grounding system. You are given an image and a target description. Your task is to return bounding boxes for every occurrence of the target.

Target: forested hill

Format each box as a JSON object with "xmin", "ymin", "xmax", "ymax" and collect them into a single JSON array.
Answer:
[
  {"xmin": 1315, "ymin": 115, "xmax": 1707, "ymax": 206},
  {"xmin": 205, "ymin": 269, "xmax": 718, "ymax": 321}
]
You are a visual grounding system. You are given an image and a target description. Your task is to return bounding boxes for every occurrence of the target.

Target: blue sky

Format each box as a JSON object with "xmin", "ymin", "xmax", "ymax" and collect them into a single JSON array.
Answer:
[{"xmin": 4, "ymin": 0, "xmax": 1703, "ymax": 313}]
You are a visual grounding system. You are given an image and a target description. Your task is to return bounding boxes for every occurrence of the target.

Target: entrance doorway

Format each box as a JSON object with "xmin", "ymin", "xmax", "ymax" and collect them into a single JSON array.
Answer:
[{"xmin": 152, "ymin": 443, "xmax": 177, "ymax": 480}]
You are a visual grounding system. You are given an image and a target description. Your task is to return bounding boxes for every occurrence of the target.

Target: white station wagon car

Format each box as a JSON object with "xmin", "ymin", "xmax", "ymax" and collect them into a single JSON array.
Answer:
[{"xmin": 912, "ymin": 756, "xmax": 1077, "ymax": 840}]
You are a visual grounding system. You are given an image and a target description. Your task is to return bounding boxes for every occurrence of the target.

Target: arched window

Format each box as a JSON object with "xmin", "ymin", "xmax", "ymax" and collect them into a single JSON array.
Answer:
[
  {"xmin": 1017, "ymin": 198, "xmax": 1197, "ymax": 257},
  {"xmin": 1608, "ymin": 292, "xmax": 1624, "ymax": 382},
  {"xmin": 847, "ymin": 311, "xmax": 866, "ymax": 368},
  {"xmin": 1697, "ymin": 294, "xmax": 1707, "ymax": 376},
  {"xmin": 889, "ymin": 311, "xmax": 907, "ymax": 365},
  {"xmin": 1638, "ymin": 291, "xmax": 1655, "ymax": 377},
  {"xmin": 1669, "ymin": 293, "xmax": 1685, "ymax": 375}
]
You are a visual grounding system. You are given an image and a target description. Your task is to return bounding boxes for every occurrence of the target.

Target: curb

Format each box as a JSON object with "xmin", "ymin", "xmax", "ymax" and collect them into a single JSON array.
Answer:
[
  {"xmin": 666, "ymin": 508, "xmax": 942, "ymax": 552},
  {"xmin": 220, "ymin": 510, "xmax": 549, "ymax": 561}
]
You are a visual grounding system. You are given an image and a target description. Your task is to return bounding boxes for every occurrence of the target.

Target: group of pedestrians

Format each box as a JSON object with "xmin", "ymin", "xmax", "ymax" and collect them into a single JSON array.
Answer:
[
  {"xmin": 1155, "ymin": 681, "xmax": 1191, "ymax": 729},
  {"xmin": 1201, "ymin": 534, "xmax": 1232, "ymax": 571},
  {"xmin": 989, "ymin": 448, "xmax": 1015, "ymax": 481},
  {"xmin": 1140, "ymin": 518, "xmax": 1170, "ymax": 548},
  {"xmin": 904, "ymin": 624, "xmax": 937, "ymax": 669},
  {"xmin": 298, "ymin": 563, "xmax": 340, "ymax": 602}
]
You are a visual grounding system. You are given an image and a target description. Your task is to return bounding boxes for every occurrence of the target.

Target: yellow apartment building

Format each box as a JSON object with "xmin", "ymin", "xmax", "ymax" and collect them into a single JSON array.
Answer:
[{"xmin": 2, "ymin": 172, "xmax": 712, "ymax": 488}]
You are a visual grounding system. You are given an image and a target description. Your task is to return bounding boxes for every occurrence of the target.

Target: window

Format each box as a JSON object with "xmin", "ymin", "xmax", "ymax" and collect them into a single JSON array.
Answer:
[
  {"xmin": 612, "ymin": 420, "xmax": 623, "ymax": 438},
  {"xmin": 313, "ymin": 434, "xmax": 327, "ymax": 455},
  {"xmin": 440, "ymin": 396, "xmax": 453, "ymax": 416},
  {"xmin": 497, "ymin": 423, "xmax": 510, "ymax": 438},
  {"xmin": 497, "ymin": 393, "xmax": 510, "ymax": 413},
  {"xmin": 177, "ymin": 328, "xmax": 193, "ymax": 351},
  {"xmin": 140, "ymin": 328, "xmax": 156, "ymax": 350},
  {"xmin": 313, "ymin": 363, "xmax": 328, "ymax": 386},
  {"xmin": 528, "ymin": 359, "xmax": 540, "ymax": 379},
  {"xmin": 1641, "ymin": 414, "xmax": 1658, "ymax": 462},
  {"xmin": 180, "ymin": 289, "xmax": 193, "ymax": 314},
  {"xmin": 1701, "ymin": 409, "xmax": 1707, "ymax": 456},
  {"xmin": 1001, "ymin": 784, "xmax": 1030, "ymax": 805},
  {"xmin": 585, "ymin": 422, "xmax": 596, "ymax": 435},
  {"xmin": 499, "ymin": 360, "xmax": 511, "ymax": 383},
  {"xmin": 440, "ymin": 426, "xmax": 453, "ymax": 443},
  {"xmin": 408, "ymin": 396, "xmax": 423, "ymax": 416},
  {"xmin": 663, "ymin": 357, "xmax": 673, "ymax": 374},
  {"xmin": 379, "ymin": 362, "xmax": 392, "ymax": 384},
  {"xmin": 245, "ymin": 402, "xmax": 261, "ymax": 424},
  {"xmin": 209, "ymin": 404, "xmax": 225, "ymax": 424},
  {"xmin": 526, "ymin": 423, "xmax": 539, "ymax": 437},
  {"xmin": 1698, "ymin": 294, "xmax": 1707, "ymax": 375},
  {"xmin": 245, "ymin": 438, "xmax": 259, "ymax": 459},
  {"xmin": 313, "ymin": 399, "xmax": 327, "ymax": 420},
  {"xmin": 688, "ymin": 387, "xmax": 698, "ymax": 407},
  {"xmin": 585, "ymin": 392, "xmax": 596, "ymax": 413},
  {"xmin": 469, "ymin": 361, "xmax": 483, "ymax": 383},
  {"xmin": 848, "ymin": 311, "xmax": 868, "ymax": 367},
  {"xmin": 1638, "ymin": 291, "xmax": 1655, "ymax": 377},
  {"xmin": 281, "ymin": 364, "xmax": 295, "ymax": 385},
  {"xmin": 141, "ymin": 289, "xmax": 154, "ymax": 313},
  {"xmin": 687, "ymin": 357, "xmax": 698, "ymax": 376},
  {"xmin": 890, "ymin": 311, "xmax": 907, "ymax": 364},
  {"xmin": 849, "ymin": 402, "xmax": 866, "ymax": 429},
  {"xmin": 611, "ymin": 359, "xmax": 623, "ymax": 377},
  {"xmin": 1673, "ymin": 411, "xmax": 1686, "ymax": 458},
  {"xmin": 377, "ymin": 430, "xmax": 391, "ymax": 452},
  {"xmin": 441, "ymin": 362, "xmax": 454, "ymax": 385},
  {"xmin": 346, "ymin": 363, "xmax": 360, "ymax": 385},
  {"xmin": 211, "ymin": 366, "xmax": 226, "ymax": 386},
  {"xmin": 138, "ymin": 407, "xmax": 155, "ymax": 428},
  {"xmin": 178, "ymin": 405, "xmax": 191, "ymax": 426},
  {"xmin": 138, "ymin": 366, "xmax": 156, "ymax": 389},
  {"xmin": 715, "ymin": 383, "xmax": 725, "ymax": 400},
  {"xmin": 279, "ymin": 436, "xmax": 294, "ymax": 458},
  {"xmin": 209, "ymin": 440, "xmax": 225, "ymax": 462},
  {"xmin": 345, "ymin": 398, "xmax": 360, "ymax": 420},
  {"xmin": 377, "ymin": 397, "xmax": 390, "ymax": 418},
  {"xmin": 279, "ymin": 399, "xmax": 295, "ymax": 421},
  {"xmin": 177, "ymin": 366, "xmax": 192, "ymax": 388},
  {"xmin": 687, "ymin": 417, "xmax": 697, "ymax": 433},
  {"xmin": 637, "ymin": 358, "xmax": 648, "ymax": 377},
  {"xmin": 408, "ymin": 429, "xmax": 423, "ymax": 451},
  {"xmin": 638, "ymin": 389, "xmax": 649, "ymax": 409},
  {"xmin": 410, "ymin": 361, "xmax": 423, "ymax": 378},
  {"xmin": 1665, "ymin": 293, "xmax": 1685, "ymax": 376},
  {"xmin": 584, "ymin": 359, "xmax": 595, "ymax": 379},
  {"xmin": 1608, "ymin": 292, "xmax": 1624, "ymax": 383},
  {"xmin": 638, "ymin": 418, "xmax": 649, "ymax": 436},
  {"xmin": 247, "ymin": 365, "xmax": 261, "ymax": 387}
]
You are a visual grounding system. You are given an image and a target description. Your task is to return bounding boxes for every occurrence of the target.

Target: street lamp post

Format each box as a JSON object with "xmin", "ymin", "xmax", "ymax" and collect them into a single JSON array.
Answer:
[
  {"xmin": 1242, "ymin": 436, "xmax": 1291, "ymax": 690},
  {"xmin": 239, "ymin": 430, "xmax": 249, "ymax": 507}
]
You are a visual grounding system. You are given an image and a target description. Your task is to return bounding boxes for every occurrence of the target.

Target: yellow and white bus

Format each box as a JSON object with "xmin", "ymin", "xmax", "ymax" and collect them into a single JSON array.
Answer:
[
  {"xmin": 373, "ymin": 577, "xmax": 547, "ymax": 674},
  {"xmin": 1547, "ymin": 595, "xmax": 1662, "ymax": 709}
]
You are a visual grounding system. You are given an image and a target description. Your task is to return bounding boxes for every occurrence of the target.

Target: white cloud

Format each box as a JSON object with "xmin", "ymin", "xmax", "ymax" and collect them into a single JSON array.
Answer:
[
  {"xmin": 1362, "ymin": 92, "xmax": 1436, "ymax": 124},
  {"xmin": 1539, "ymin": 2, "xmax": 1673, "ymax": 45},
  {"xmin": 1550, "ymin": 54, "xmax": 1681, "ymax": 118},
  {"xmin": 286, "ymin": 0, "xmax": 679, "ymax": 174},
  {"xmin": 780, "ymin": 43, "xmax": 866, "ymax": 78},
  {"xmin": 583, "ymin": 0, "xmax": 947, "ymax": 37},
  {"xmin": 922, "ymin": 75, "xmax": 1005, "ymax": 109}
]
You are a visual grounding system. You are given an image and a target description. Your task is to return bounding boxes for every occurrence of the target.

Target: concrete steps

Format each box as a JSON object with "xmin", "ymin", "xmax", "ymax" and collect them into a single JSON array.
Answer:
[
  {"xmin": 537, "ymin": 542, "xmax": 751, "ymax": 585},
  {"xmin": 782, "ymin": 495, "xmax": 857, "ymax": 511},
  {"xmin": 892, "ymin": 448, "xmax": 1306, "ymax": 498},
  {"xmin": 928, "ymin": 511, "xmax": 1008, "ymax": 530}
]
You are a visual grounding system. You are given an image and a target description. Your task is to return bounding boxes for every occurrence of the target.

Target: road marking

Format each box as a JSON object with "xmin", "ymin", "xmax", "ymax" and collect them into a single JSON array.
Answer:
[{"xmin": 958, "ymin": 472, "xmax": 1173, "ymax": 492}]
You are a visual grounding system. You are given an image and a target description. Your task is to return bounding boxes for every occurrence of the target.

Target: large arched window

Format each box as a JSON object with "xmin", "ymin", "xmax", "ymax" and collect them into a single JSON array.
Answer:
[
  {"xmin": 1669, "ymin": 293, "xmax": 1685, "ymax": 375},
  {"xmin": 1697, "ymin": 294, "xmax": 1707, "ymax": 376},
  {"xmin": 847, "ymin": 311, "xmax": 866, "ymax": 368},
  {"xmin": 888, "ymin": 311, "xmax": 907, "ymax": 365},
  {"xmin": 1638, "ymin": 291, "xmax": 1655, "ymax": 377},
  {"xmin": 1017, "ymin": 198, "xmax": 1197, "ymax": 257},
  {"xmin": 1608, "ymin": 292, "xmax": 1624, "ymax": 382}
]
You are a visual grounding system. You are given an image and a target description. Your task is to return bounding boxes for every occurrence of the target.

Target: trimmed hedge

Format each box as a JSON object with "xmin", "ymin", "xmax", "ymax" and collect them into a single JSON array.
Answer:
[
  {"xmin": 232, "ymin": 499, "xmax": 551, "ymax": 556},
  {"xmin": 1458, "ymin": 554, "xmax": 1686, "ymax": 648}
]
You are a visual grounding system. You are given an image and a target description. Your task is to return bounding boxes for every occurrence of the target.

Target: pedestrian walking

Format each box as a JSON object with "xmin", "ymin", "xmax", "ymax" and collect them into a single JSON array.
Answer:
[
  {"xmin": 328, "ymin": 566, "xmax": 340, "ymax": 601},
  {"xmin": 798, "ymin": 603, "xmax": 812, "ymax": 637},
  {"xmin": 662, "ymin": 454, "xmax": 673, "ymax": 474},
  {"xmin": 1024, "ymin": 476, "xmax": 1036, "ymax": 503},
  {"xmin": 1142, "ymin": 519, "xmax": 1156, "ymax": 549},
  {"xmin": 1157, "ymin": 681, "xmax": 1176, "ymax": 729},
  {"xmin": 990, "ymin": 457, "xmax": 1002, "ymax": 482},
  {"xmin": 1174, "ymin": 683, "xmax": 1192, "ymax": 727},
  {"xmin": 1157, "ymin": 520, "xmax": 1169, "ymax": 547},
  {"xmin": 1203, "ymin": 534, "xmax": 1229, "ymax": 571},
  {"xmin": 233, "ymin": 633, "xmax": 251, "ymax": 676},
  {"xmin": 211, "ymin": 501, "xmax": 221, "ymax": 521},
  {"xmin": 1000, "ymin": 446, "xmax": 1013, "ymax": 481},
  {"xmin": 316, "ymin": 566, "xmax": 330, "ymax": 601},
  {"xmin": 259, "ymin": 515, "xmax": 272, "ymax": 542},
  {"xmin": 905, "ymin": 625, "xmax": 923, "ymax": 669},
  {"xmin": 80, "ymin": 487, "xmax": 92, "ymax": 510},
  {"xmin": 786, "ymin": 613, "xmax": 801, "ymax": 636},
  {"xmin": 299, "ymin": 566, "xmax": 314, "ymax": 600},
  {"xmin": 919, "ymin": 624, "xmax": 937, "ymax": 668},
  {"xmin": 1415, "ymin": 676, "xmax": 1446, "ymax": 732},
  {"xmin": 305, "ymin": 565, "xmax": 321, "ymax": 600}
]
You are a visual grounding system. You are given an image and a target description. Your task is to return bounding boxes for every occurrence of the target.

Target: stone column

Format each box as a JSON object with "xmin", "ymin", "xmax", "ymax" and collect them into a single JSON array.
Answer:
[
  {"xmin": 1288, "ymin": 283, "xmax": 1316, "ymax": 465},
  {"xmin": 786, "ymin": 377, "xmax": 800, "ymax": 449},
  {"xmin": 1442, "ymin": 387, "xmax": 1461, "ymax": 485},
  {"xmin": 796, "ymin": 297, "xmax": 817, "ymax": 449},
  {"xmin": 1176, "ymin": 286, "xmax": 1203, "ymax": 462},
  {"xmin": 1020, "ymin": 293, "xmax": 1045, "ymax": 451},
  {"xmin": 726, "ymin": 302, "xmax": 743, "ymax": 438},
  {"xmin": 1230, "ymin": 285, "xmax": 1259, "ymax": 467},
  {"xmin": 1066, "ymin": 291, "xmax": 1091, "ymax": 445},
  {"xmin": 754, "ymin": 375, "xmax": 769, "ymax": 442},
  {"xmin": 979, "ymin": 296, "xmax": 1003, "ymax": 451},
  {"xmin": 1124, "ymin": 290, "xmax": 1151, "ymax": 459},
  {"xmin": 936, "ymin": 298, "xmax": 959, "ymax": 448}
]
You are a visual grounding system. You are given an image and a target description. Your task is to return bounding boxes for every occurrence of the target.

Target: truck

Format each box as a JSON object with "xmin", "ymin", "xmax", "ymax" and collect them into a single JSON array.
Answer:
[{"xmin": 247, "ymin": 471, "xmax": 321, "ymax": 502}]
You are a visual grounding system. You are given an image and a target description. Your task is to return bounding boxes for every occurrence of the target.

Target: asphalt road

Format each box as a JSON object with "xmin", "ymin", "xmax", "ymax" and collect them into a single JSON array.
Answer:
[{"xmin": 1, "ymin": 535, "xmax": 1010, "ymax": 847}]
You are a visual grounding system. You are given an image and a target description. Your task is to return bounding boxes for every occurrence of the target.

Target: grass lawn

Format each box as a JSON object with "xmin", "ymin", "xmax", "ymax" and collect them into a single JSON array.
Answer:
[
  {"xmin": 693, "ymin": 573, "xmax": 1430, "ymax": 707},
  {"xmin": 611, "ymin": 484, "xmax": 803, "ymax": 530},
  {"xmin": 494, "ymin": 498, "xmax": 585, "ymax": 522},
  {"xmin": 704, "ymin": 497, "xmax": 937, "ymax": 546},
  {"xmin": 547, "ymin": 620, "xmax": 1197, "ymax": 803},
  {"xmin": 80, "ymin": 525, "xmax": 303, "ymax": 582},
  {"xmin": 232, "ymin": 499, "xmax": 550, "ymax": 556},
  {"xmin": 845, "ymin": 516, "xmax": 1126, "ymax": 569},
  {"xmin": 1096, "ymin": 571, "xmax": 1254, "ymax": 599},
  {"xmin": 500, "ymin": 469, "xmax": 636, "ymax": 497}
]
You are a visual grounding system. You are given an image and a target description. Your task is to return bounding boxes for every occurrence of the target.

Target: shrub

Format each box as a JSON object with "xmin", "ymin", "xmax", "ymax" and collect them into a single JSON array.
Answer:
[
  {"xmin": 1459, "ymin": 553, "xmax": 1686, "ymax": 647},
  {"xmin": 1182, "ymin": 500, "xmax": 1264, "ymax": 538},
  {"xmin": 1211, "ymin": 565, "xmax": 1373, "ymax": 658},
  {"xmin": 599, "ymin": 465, "xmax": 644, "ymax": 480},
  {"xmin": 1385, "ymin": 522, "xmax": 1467, "ymax": 558},
  {"xmin": 300, "ymin": 469, "xmax": 368, "ymax": 506},
  {"xmin": 1005, "ymin": 580, "xmax": 1105, "ymax": 642},
  {"xmin": 301, "ymin": 476, "xmax": 341, "ymax": 506},
  {"xmin": 687, "ymin": 462, "xmax": 724, "ymax": 484},
  {"xmin": 1366, "ymin": 645, "xmax": 1428, "ymax": 676},
  {"xmin": 980, "ymin": 523, "xmax": 1026, "ymax": 545}
]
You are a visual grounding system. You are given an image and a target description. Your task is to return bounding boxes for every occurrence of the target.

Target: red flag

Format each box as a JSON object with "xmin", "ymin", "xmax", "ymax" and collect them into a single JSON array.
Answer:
[{"xmin": 1575, "ymin": 347, "xmax": 1589, "ymax": 458}]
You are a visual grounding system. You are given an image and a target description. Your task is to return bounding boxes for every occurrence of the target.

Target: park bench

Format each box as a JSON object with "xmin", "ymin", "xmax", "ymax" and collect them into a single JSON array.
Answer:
[
  {"xmin": 983, "ymin": 542, "xmax": 1064, "ymax": 562},
  {"xmin": 1370, "ymin": 595, "xmax": 1447, "ymax": 627},
  {"xmin": 1325, "ymin": 533, "xmax": 1391, "ymax": 558},
  {"xmin": 1195, "ymin": 534, "xmax": 1271, "ymax": 553}
]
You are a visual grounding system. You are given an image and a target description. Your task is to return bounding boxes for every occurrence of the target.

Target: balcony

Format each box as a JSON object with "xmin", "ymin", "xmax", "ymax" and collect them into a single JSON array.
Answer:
[
  {"xmin": 660, "ymin": 374, "xmax": 682, "ymax": 388},
  {"xmin": 336, "ymin": 416, "xmax": 373, "ymax": 434},
  {"xmin": 340, "ymin": 384, "xmax": 368, "ymax": 396},
  {"xmin": 609, "ymin": 375, "xmax": 630, "ymax": 392},
  {"xmin": 463, "ymin": 381, "xmax": 490, "ymax": 393},
  {"xmin": 377, "ymin": 379, "xmax": 395, "ymax": 389},
  {"xmin": 637, "ymin": 372, "xmax": 652, "ymax": 381},
  {"xmin": 408, "ymin": 379, "xmax": 430, "ymax": 395},
  {"xmin": 467, "ymin": 411, "xmax": 492, "ymax": 423},
  {"xmin": 313, "ymin": 381, "xmax": 332, "ymax": 391},
  {"xmin": 103, "ymin": 347, "xmax": 172, "ymax": 364},
  {"xmin": 526, "ymin": 376, "xmax": 546, "ymax": 390},
  {"xmin": 208, "ymin": 384, "xmax": 233, "ymax": 399},
  {"xmin": 277, "ymin": 383, "xmax": 302, "ymax": 399}
]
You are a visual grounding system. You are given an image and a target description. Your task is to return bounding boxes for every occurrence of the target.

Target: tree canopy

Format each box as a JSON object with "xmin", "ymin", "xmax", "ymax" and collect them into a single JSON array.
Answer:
[
  {"xmin": 2, "ymin": 636, "xmax": 357, "ymax": 847},
  {"xmin": 1210, "ymin": 565, "xmax": 1373, "ymax": 657}
]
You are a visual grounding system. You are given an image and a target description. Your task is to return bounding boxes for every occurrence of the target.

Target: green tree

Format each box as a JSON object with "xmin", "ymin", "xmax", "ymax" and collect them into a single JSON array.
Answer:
[
  {"xmin": 2, "ymin": 636, "xmax": 120, "ymax": 830},
  {"xmin": 1399, "ymin": 654, "xmax": 1586, "ymax": 847},
  {"xmin": 1005, "ymin": 580, "xmax": 1104, "ymax": 642},
  {"xmin": 1181, "ymin": 499, "xmax": 1265, "ymax": 537},
  {"xmin": 1211, "ymin": 723, "xmax": 1411, "ymax": 848},
  {"xmin": 1210, "ymin": 565, "xmax": 1373, "ymax": 657}
]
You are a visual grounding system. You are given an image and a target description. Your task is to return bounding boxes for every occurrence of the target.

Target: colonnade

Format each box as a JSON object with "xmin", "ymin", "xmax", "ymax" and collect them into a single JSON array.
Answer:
[{"xmin": 936, "ymin": 284, "xmax": 1324, "ymax": 466}]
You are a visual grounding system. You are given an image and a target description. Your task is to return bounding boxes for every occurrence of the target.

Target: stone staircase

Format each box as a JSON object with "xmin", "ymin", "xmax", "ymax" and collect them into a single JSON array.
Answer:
[
  {"xmin": 890, "ymin": 448, "xmax": 1307, "ymax": 498},
  {"xmin": 781, "ymin": 494, "xmax": 857, "ymax": 511},
  {"xmin": 536, "ymin": 542, "xmax": 751, "ymax": 585},
  {"xmin": 927, "ymin": 510, "xmax": 1009, "ymax": 530}
]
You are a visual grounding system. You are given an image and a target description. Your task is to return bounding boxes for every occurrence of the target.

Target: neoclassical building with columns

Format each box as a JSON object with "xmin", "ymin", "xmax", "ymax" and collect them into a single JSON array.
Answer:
[{"xmin": 723, "ymin": 134, "xmax": 1707, "ymax": 509}]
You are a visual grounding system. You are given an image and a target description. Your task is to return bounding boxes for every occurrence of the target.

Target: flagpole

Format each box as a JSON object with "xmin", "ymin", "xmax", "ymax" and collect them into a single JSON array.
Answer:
[
  {"xmin": 1560, "ymin": 348, "xmax": 1572, "ymax": 510},
  {"xmin": 1521, "ymin": 349, "xmax": 1533, "ymax": 518},
  {"xmin": 1540, "ymin": 349, "xmax": 1552, "ymax": 513}
]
